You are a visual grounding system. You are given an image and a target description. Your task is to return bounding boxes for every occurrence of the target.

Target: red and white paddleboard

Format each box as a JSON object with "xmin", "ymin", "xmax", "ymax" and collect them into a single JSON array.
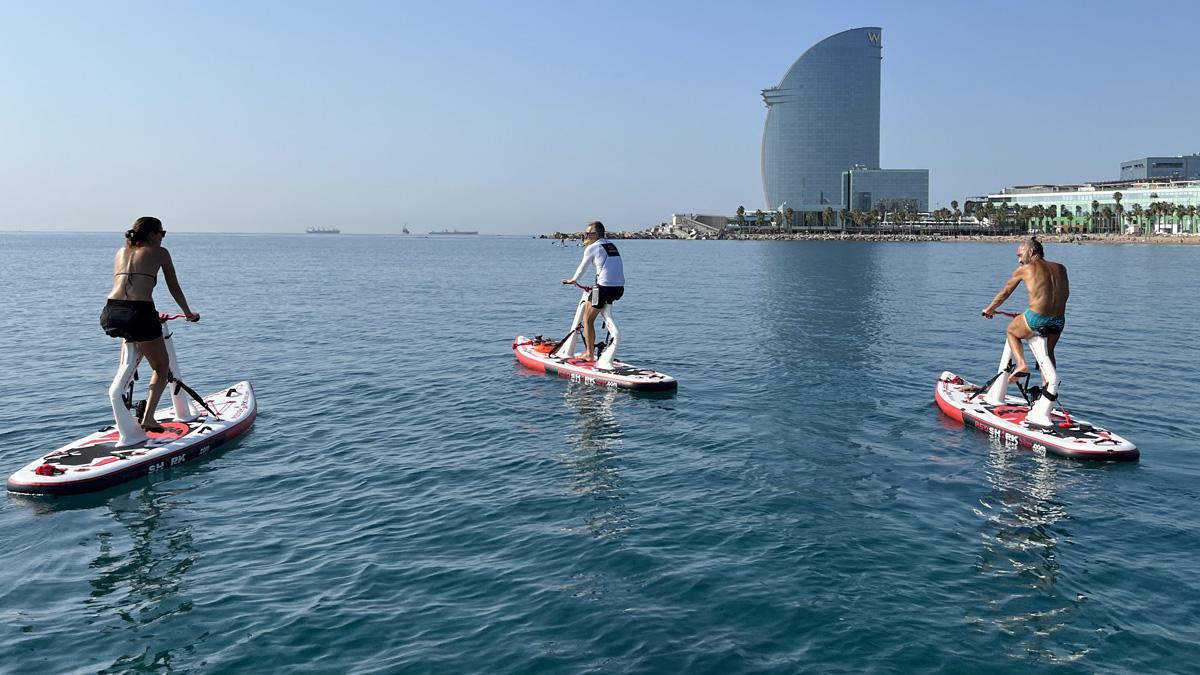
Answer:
[
  {"xmin": 7, "ymin": 382, "xmax": 256, "ymax": 496},
  {"xmin": 513, "ymin": 336, "xmax": 677, "ymax": 391},
  {"xmin": 935, "ymin": 372, "xmax": 1138, "ymax": 461}
]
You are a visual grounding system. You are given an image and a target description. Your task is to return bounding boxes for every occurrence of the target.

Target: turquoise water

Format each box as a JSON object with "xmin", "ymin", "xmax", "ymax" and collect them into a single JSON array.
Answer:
[{"xmin": 2, "ymin": 234, "xmax": 1199, "ymax": 673}]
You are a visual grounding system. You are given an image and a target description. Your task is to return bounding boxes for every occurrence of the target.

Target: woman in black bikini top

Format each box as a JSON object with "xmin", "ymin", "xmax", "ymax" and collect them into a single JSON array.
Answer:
[{"xmin": 99, "ymin": 217, "xmax": 200, "ymax": 433}]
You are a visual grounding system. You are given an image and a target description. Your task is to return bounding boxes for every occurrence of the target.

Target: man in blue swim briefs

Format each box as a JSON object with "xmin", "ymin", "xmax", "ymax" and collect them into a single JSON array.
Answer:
[{"xmin": 981, "ymin": 236, "xmax": 1070, "ymax": 381}]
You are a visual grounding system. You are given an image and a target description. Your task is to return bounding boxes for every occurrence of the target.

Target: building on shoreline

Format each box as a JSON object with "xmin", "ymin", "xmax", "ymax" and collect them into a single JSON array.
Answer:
[
  {"xmin": 748, "ymin": 27, "xmax": 928, "ymax": 228},
  {"xmin": 1120, "ymin": 154, "xmax": 1200, "ymax": 181},
  {"xmin": 842, "ymin": 167, "xmax": 929, "ymax": 213},
  {"xmin": 761, "ymin": 27, "xmax": 882, "ymax": 211},
  {"xmin": 980, "ymin": 179, "xmax": 1200, "ymax": 234},
  {"xmin": 663, "ymin": 27, "xmax": 932, "ymax": 236}
]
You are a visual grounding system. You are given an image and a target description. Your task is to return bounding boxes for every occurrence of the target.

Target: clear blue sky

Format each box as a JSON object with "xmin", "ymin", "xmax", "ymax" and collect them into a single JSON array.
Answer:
[{"xmin": 2, "ymin": 0, "xmax": 1197, "ymax": 234}]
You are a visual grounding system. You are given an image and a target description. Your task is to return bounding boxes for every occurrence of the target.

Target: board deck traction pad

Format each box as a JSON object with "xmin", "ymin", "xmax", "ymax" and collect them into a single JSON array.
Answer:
[
  {"xmin": 7, "ymin": 381, "xmax": 256, "ymax": 495},
  {"xmin": 935, "ymin": 372, "xmax": 1138, "ymax": 461},
  {"xmin": 513, "ymin": 336, "xmax": 677, "ymax": 391}
]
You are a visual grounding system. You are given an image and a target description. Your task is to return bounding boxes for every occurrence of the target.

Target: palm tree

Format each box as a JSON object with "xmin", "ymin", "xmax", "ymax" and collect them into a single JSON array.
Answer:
[
  {"xmin": 1131, "ymin": 203, "xmax": 1144, "ymax": 233},
  {"xmin": 974, "ymin": 203, "xmax": 987, "ymax": 226},
  {"xmin": 1113, "ymin": 192, "xmax": 1123, "ymax": 234},
  {"xmin": 1189, "ymin": 205, "xmax": 1197, "ymax": 234},
  {"xmin": 754, "ymin": 209, "xmax": 764, "ymax": 233},
  {"xmin": 823, "ymin": 206, "xmax": 834, "ymax": 232},
  {"xmin": 1090, "ymin": 199, "xmax": 1100, "ymax": 235},
  {"xmin": 785, "ymin": 207, "xmax": 795, "ymax": 232},
  {"xmin": 736, "ymin": 205, "xmax": 745, "ymax": 231}
]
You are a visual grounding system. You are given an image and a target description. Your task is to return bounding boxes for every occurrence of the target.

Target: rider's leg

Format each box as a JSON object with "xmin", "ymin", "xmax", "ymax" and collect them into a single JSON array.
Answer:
[
  {"xmin": 595, "ymin": 304, "xmax": 620, "ymax": 370},
  {"xmin": 1044, "ymin": 332, "xmax": 1060, "ymax": 369},
  {"xmin": 1026, "ymin": 334, "xmax": 1061, "ymax": 427},
  {"xmin": 108, "ymin": 340, "xmax": 148, "ymax": 446},
  {"xmin": 983, "ymin": 337, "xmax": 1015, "ymax": 405},
  {"xmin": 578, "ymin": 304, "xmax": 600, "ymax": 359},
  {"xmin": 1006, "ymin": 314, "xmax": 1035, "ymax": 381},
  {"xmin": 161, "ymin": 322, "xmax": 197, "ymax": 421},
  {"xmin": 138, "ymin": 336, "xmax": 171, "ymax": 431}
]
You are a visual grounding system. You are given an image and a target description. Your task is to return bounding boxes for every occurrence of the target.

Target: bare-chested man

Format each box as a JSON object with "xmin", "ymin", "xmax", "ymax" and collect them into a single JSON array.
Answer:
[{"xmin": 981, "ymin": 236, "xmax": 1069, "ymax": 381}]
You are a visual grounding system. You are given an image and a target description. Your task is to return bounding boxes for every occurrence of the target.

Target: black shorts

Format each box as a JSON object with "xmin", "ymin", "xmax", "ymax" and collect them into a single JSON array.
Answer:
[
  {"xmin": 100, "ymin": 299, "xmax": 162, "ymax": 342},
  {"xmin": 591, "ymin": 285, "xmax": 624, "ymax": 307}
]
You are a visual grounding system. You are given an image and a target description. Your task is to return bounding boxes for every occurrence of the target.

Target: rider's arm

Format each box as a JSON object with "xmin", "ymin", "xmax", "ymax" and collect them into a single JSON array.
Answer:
[
  {"xmin": 982, "ymin": 267, "xmax": 1024, "ymax": 317},
  {"xmin": 564, "ymin": 244, "xmax": 593, "ymax": 284},
  {"xmin": 160, "ymin": 249, "xmax": 199, "ymax": 320}
]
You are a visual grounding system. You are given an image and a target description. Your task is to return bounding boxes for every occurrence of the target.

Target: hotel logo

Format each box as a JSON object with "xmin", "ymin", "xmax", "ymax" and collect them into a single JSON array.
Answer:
[{"xmin": 867, "ymin": 32, "xmax": 881, "ymax": 46}]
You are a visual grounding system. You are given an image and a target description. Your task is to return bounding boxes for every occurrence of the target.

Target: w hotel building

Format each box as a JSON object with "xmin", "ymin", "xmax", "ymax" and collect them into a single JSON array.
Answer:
[{"xmin": 761, "ymin": 28, "xmax": 927, "ymax": 215}]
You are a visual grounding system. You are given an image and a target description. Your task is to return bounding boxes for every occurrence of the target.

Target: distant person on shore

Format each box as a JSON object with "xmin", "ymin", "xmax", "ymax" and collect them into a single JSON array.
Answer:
[
  {"xmin": 100, "ymin": 217, "xmax": 199, "ymax": 432},
  {"xmin": 981, "ymin": 236, "xmax": 1069, "ymax": 380},
  {"xmin": 562, "ymin": 221, "xmax": 625, "ymax": 361}
]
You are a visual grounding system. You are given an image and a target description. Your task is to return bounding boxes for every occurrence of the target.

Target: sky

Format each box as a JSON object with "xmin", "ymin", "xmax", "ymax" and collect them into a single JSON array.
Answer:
[{"xmin": 2, "ymin": 0, "xmax": 1198, "ymax": 234}]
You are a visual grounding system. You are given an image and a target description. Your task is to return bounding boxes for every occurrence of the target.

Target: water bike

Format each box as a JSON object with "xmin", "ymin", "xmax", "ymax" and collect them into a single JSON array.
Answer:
[
  {"xmin": 7, "ymin": 314, "xmax": 256, "ymax": 495},
  {"xmin": 513, "ymin": 282, "xmax": 677, "ymax": 391},
  {"xmin": 934, "ymin": 311, "xmax": 1137, "ymax": 461}
]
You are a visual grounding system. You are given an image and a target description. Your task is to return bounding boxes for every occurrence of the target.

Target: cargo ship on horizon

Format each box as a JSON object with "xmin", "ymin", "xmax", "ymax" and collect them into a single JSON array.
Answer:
[
  {"xmin": 305, "ymin": 227, "xmax": 341, "ymax": 234},
  {"xmin": 428, "ymin": 229, "xmax": 478, "ymax": 235}
]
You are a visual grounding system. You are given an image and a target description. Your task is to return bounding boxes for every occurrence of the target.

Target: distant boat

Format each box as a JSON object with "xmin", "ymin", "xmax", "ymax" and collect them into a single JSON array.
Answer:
[
  {"xmin": 306, "ymin": 227, "xmax": 340, "ymax": 234},
  {"xmin": 402, "ymin": 225, "xmax": 410, "ymax": 235},
  {"xmin": 428, "ymin": 229, "xmax": 478, "ymax": 235}
]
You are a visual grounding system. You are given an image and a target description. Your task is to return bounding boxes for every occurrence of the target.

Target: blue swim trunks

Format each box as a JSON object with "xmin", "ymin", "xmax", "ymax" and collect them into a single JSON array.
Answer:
[{"xmin": 1024, "ymin": 309, "xmax": 1065, "ymax": 336}]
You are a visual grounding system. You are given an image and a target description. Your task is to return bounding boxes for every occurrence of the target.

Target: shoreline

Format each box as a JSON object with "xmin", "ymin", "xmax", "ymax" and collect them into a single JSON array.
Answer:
[{"xmin": 541, "ymin": 232, "xmax": 1200, "ymax": 245}]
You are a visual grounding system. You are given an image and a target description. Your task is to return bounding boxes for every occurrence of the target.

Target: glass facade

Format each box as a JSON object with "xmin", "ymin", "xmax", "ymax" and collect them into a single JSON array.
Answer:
[
  {"xmin": 761, "ymin": 27, "xmax": 882, "ymax": 211},
  {"xmin": 841, "ymin": 169, "xmax": 929, "ymax": 212},
  {"xmin": 987, "ymin": 181, "xmax": 1200, "ymax": 233}
]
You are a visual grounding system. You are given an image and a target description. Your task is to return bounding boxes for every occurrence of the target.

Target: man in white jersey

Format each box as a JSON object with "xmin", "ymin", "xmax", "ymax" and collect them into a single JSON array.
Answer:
[{"xmin": 562, "ymin": 221, "xmax": 625, "ymax": 361}]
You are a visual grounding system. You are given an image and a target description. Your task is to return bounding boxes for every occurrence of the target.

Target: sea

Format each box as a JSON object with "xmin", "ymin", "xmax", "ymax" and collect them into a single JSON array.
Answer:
[{"xmin": 2, "ymin": 233, "xmax": 1199, "ymax": 674}]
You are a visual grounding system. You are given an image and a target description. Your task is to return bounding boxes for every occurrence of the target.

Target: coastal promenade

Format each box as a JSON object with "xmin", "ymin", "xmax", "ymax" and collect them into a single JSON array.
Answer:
[{"xmin": 542, "ymin": 231, "xmax": 1200, "ymax": 245}]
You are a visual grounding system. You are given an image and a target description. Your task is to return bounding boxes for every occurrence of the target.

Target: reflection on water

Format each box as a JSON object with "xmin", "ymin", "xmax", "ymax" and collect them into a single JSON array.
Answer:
[
  {"xmin": 751, "ymin": 243, "xmax": 889, "ymax": 449},
  {"xmin": 970, "ymin": 441, "xmax": 1099, "ymax": 664},
  {"xmin": 756, "ymin": 242, "xmax": 886, "ymax": 375},
  {"xmin": 559, "ymin": 386, "xmax": 633, "ymax": 539},
  {"xmin": 87, "ymin": 488, "xmax": 200, "ymax": 672},
  {"xmin": 11, "ymin": 484, "xmax": 205, "ymax": 672}
]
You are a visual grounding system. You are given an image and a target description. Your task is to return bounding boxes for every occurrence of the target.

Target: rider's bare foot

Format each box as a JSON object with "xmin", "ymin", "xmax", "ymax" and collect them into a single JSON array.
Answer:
[
  {"xmin": 140, "ymin": 420, "xmax": 165, "ymax": 433},
  {"xmin": 573, "ymin": 352, "xmax": 594, "ymax": 362},
  {"xmin": 1009, "ymin": 365, "xmax": 1029, "ymax": 382}
]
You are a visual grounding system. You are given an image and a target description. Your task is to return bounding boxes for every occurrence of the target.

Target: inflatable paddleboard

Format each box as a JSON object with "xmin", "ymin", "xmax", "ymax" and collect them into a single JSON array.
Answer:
[
  {"xmin": 7, "ymin": 382, "xmax": 256, "ymax": 496},
  {"xmin": 513, "ymin": 336, "xmax": 677, "ymax": 391},
  {"xmin": 935, "ymin": 372, "xmax": 1138, "ymax": 461}
]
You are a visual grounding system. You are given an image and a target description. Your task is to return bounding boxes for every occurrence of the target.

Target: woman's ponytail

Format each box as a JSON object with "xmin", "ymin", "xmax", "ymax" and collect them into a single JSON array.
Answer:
[{"xmin": 126, "ymin": 217, "xmax": 163, "ymax": 245}]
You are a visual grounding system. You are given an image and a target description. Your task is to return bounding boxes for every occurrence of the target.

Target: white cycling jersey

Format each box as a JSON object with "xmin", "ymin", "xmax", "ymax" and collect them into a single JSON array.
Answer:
[{"xmin": 572, "ymin": 238, "xmax": 625, "ymax": 287}]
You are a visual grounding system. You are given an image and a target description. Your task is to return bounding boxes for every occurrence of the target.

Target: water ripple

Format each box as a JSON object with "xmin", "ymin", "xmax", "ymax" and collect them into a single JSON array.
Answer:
[{"xmin": 2, "ymin": 235, "xmax": 1199, "ymax": 672}]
